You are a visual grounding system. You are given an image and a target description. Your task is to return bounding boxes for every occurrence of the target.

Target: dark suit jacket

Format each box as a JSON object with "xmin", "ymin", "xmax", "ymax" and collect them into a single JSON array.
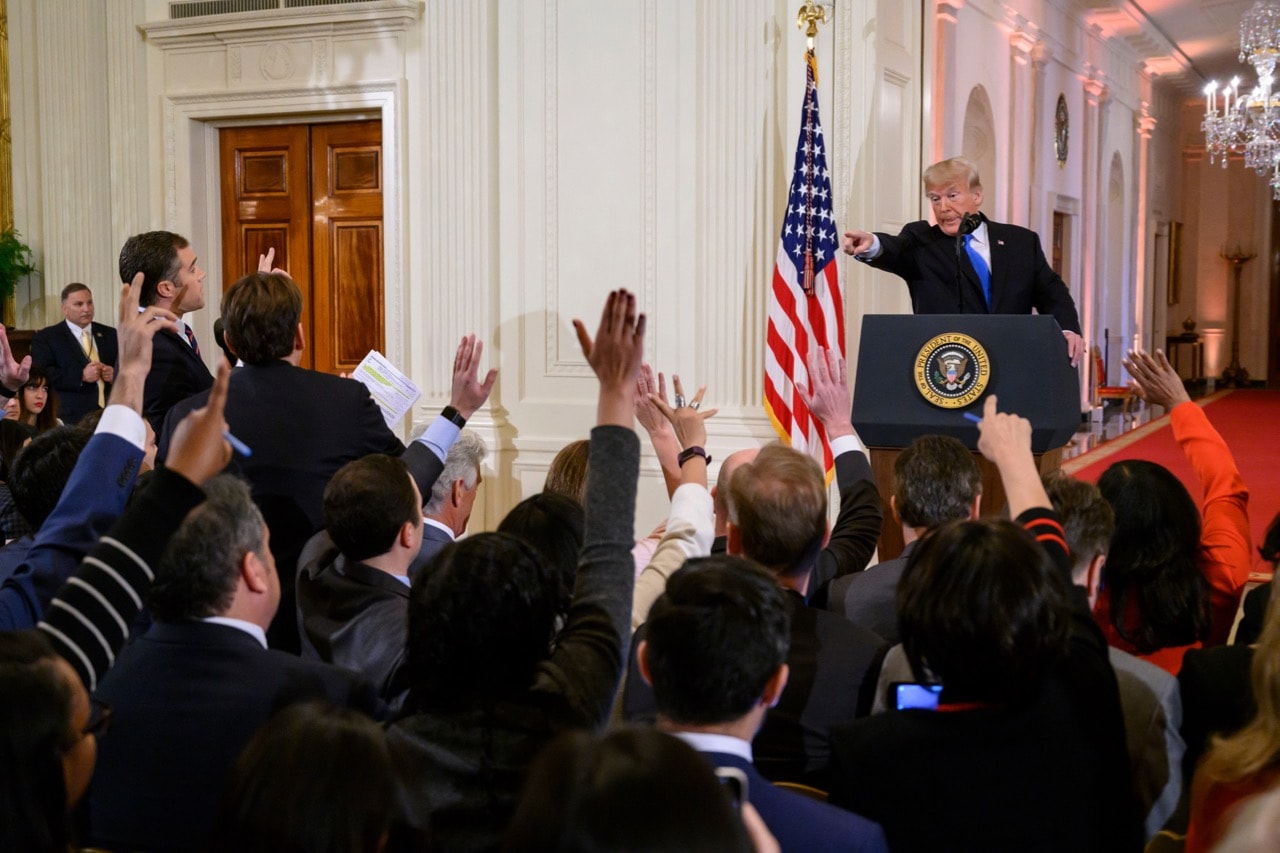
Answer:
[
  {"xmin": 698, "ymin": 750, "xmax": 888, "ymax": 853},
  {"xmin": 0, "ymin": 431, "xmax": 141, "ymax": 630},
  {"xmin": 89, "ymin": 620, "xmax": 382, "ymax": 853},
  {"xmin": 752, "ymin": 591, "xmax": 888, "ymax": 788},
  {"xmin": 807, "ymin": 448, "xmax": 883, "ymax": 605},
  {"xmin": 824, "ymin": 540, "xmax": 918, "ymax": 644},
  {"xmin": 297, "ymin": 529, "xmax": 412, "ymax": 712},
  {"xmin": 143, "ymin": 327, "xmax": 213, "ymax": 433},
  {"xmin": 866, "ymin": 215, "xmax": 1082, "ymax": 334},
  {"xmin": 623, "ymin": 591, "xmax": 887, "ymax": 789},
  {"xmin": 410, "ymin": 523, "xmax": 454, "ymax": 578},
  {"xmin": 156, "ymin": 360, "xmax": 443, "ymax": 652},
  {"xmin": 30, "ymin": 320, "xmax": 119, "ymax": 424}
]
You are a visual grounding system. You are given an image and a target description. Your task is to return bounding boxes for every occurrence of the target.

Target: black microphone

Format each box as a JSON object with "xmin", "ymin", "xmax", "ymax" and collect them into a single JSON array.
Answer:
[{"xmin": 953, "ymin": 214, "xmax": 981, "ymax": 312}]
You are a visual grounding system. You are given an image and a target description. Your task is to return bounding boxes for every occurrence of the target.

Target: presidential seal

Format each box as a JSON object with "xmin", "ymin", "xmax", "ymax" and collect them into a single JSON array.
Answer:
[{"xmin": 913, "ymin": 333, "xmax": 990, "ymax": 409}]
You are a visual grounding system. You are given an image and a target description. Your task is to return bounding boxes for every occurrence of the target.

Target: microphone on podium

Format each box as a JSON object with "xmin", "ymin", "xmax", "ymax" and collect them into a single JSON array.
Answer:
[{"xmin": 953, "ymin": 213, "xmax": 981, "ymax": 311}]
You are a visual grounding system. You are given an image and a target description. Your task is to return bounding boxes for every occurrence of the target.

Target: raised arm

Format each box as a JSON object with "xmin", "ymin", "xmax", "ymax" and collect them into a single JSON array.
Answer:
[
  {"xmin": 634, "ymin": 364, "xmax": 682, "ymax": 497},
  {"xmin": 631, "ymin": 376, "xmax": 718, "ymax": 628},
  {"xmin": 542, "ymin": 290, "xmax": 644, "ymax": 722},
  {"xmin": 404, "ymin": 334, "xmax": 499, "ymax": 501},
  {"xmin": 800, "ymin": 347, "xmax": 881, "ymax": 595},
  {"xmin": 0, "ymin": 277, "xmax": 179, "ymax": 629},
  {"xmin": 1125, "ymin": 348, "xmax": 1251, "ymax": 640}
]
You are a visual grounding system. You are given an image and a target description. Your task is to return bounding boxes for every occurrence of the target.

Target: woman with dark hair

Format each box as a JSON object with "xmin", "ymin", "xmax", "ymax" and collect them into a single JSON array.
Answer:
[
  {"xmin": 497, "ymin": 491, "xmax": 584, "ymax": 623},
  {"xmin": 212, "ymin": 702, "xmax": 413, "ymax": 853},
  {"xmin": 0, "ymin": 631, "xmax": 100, "ymax": 852},
  {"xmin": 0, "ymin": 419, "xmax": 34, "ymax": 545},
  {"xmin": 828, "ymin": 395, "xmax": 1141, "ymax": 851},
  {"xmin": 1094, "ymin": 350, "xmax": 1251, "ymax": 673},
  {"xmin": 16, "ymin": 368, "xmax": 62, "ymax": 434},
  {"xmin": 504, "ymin": 727, "xmax": 754, "ymax": 853},
  {"xmin": 389, "ymin": 290, "xmax": 646, "ymax": 851}
]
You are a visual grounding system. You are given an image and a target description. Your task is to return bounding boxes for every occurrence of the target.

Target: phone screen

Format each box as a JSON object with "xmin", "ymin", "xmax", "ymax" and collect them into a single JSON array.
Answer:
[{"xmin": 893, "ymin": 681, "xmax": 943, "ymax": 711}]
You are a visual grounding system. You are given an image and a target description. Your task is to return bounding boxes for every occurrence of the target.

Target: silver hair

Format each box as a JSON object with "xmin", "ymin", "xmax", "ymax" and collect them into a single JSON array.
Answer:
[{"xmin": 424, "ymin": 430, "xmax": 488, "ymax": 514}]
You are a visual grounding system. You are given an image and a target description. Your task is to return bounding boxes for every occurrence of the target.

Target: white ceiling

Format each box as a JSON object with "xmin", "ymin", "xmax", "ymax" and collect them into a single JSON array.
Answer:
[{"xmin": 1081, "ymin": 0, "xmax": 1264, "ymax": 92}]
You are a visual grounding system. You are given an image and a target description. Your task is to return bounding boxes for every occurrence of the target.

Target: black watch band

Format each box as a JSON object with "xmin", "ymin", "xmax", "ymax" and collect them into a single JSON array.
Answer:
[
  {"xmin": 441, "ymin": 405, "xmax": 467, "ymax": 428},
  {"xmin": 678, "ymin": 445, "xmax": 711, "ymax": 467}
]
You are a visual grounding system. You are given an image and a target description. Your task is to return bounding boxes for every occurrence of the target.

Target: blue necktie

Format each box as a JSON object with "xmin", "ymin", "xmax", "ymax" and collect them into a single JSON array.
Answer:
[
  {"xmin": 963, "ymin": 233, "xmax": 991, "ymax": 309},
  {"xmin": 184, "ymin": 325, "xmax": 201, "ymax": 357}
]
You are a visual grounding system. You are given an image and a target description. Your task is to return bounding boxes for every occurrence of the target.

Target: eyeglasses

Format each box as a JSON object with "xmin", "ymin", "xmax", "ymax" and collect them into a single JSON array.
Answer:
[{"xmin": 84, "ymin": 698, "xmax": 112, "ymax": 738}]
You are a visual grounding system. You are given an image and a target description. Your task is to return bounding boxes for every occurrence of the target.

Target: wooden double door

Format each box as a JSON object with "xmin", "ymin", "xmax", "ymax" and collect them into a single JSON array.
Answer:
[{"xmin": 220, "ymin": 120, "xmax": 383, "ymax": 374}]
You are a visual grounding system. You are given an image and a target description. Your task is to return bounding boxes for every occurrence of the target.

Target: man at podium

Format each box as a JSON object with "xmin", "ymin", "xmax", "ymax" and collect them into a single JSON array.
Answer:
[{"xmin": 841, "ymin": 157, "xmax": 1083, "ymax": 366}]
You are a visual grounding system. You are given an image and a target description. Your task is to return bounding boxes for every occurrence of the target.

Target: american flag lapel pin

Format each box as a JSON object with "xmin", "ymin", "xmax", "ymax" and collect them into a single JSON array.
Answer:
[{"xmin": 997, "ymin": 239, "xmax": 1005, "ymax": 246}]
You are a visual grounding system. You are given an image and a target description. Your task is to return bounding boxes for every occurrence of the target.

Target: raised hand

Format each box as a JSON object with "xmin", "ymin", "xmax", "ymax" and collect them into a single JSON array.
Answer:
[
  {"xmin": 0, "ymin": 323, "xmax": 31, "ymax": 392},
  {"xmin": 796, "ymin": 347, "xmax": 853, "ymax": 440},
  {"xmin": 256, "ymin": 247, "xmax": 290, "ymax": 277},
  {"xmin": 975, "ymin": 394, "xmax": 1046, "ymax": 517},
  {"xmin": 649, "ymin": 374, "xmax": 717, "ymax": 451},
  {"xmin": 165, "ymin": 360, "xmax": 233, "ymax": 486},
  {"xmin": 449, "ymin": 334, "xmax": 498, "ymax": 419},
  {"xmin": 573, "ymin": 289, "xmax": 646, "ymax": 427},
  {"xmin": 1123, "ymin": 348, "xmax": 1189, "ymax": 411},
  {"xmin": 634, "ymin": 364, "xmax": 672, "ymax": 436}
]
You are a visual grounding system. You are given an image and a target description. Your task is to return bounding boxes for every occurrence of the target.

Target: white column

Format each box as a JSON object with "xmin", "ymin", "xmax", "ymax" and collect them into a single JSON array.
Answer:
[
  {"xmin": 1007, "ymin": 27, "xmax": 1037, "ymax": 227},
  {"xmin": 1133, "ymin": 103, "xmax": 1157, "ymax": 352}
]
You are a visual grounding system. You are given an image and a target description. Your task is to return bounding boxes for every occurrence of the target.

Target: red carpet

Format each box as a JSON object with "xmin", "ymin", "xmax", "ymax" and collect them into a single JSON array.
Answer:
[{"xmin": 1062, "ymin": 390, "xmax": 1280, "ymax": 569}]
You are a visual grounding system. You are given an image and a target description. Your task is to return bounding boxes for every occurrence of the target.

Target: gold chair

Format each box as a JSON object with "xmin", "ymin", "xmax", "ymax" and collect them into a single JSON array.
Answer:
[
  {"xmin": 1092, "ymin": 346, "xmax": 1136, "ymax": 418},
  {"xmin": 774, "ymin": 781, "xmax": 830, "ymax": 803}
]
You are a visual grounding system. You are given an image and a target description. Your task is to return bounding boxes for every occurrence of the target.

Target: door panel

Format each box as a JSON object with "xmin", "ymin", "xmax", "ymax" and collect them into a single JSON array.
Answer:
[
  {"xmin": 311, "ymin": 120, "xmax": 384, "ymax": 375},
  {"xmin": 220, "ymin": 120, "xmax": 383, "ymax": 375}
]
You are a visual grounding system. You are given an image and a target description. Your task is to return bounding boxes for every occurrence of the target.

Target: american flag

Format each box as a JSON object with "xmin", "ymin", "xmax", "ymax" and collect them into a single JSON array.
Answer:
[{"xmin": 764, "ymin": 49, "xmax": 844, "ymax": 477}]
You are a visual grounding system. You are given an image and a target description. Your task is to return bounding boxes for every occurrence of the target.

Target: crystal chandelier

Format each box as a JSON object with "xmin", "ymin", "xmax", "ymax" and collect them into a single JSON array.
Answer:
[{"xmin": 1203, "ymin": 1, "xmax": 1280, "ymax": 198}]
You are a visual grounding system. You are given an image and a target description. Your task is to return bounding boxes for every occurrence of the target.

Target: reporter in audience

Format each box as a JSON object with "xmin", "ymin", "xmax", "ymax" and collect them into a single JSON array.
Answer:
[
  {"xmin": 504, "ymin": 727, "xmax": 756, "ymax": 853},
  {"xmin": 829, "ymin": 395, "xmax": 1141, "ymax": 851},
  {"xmin": 16, "ymin": 368, "xmax": 60, "ymax": 434},
  {"xmin": 0, "ymin": 280, "xmax": 230, "ymax": 851},
  {"xmin": 212, "ymin": 701, "xmax": 419, "ymax": 853},
  {"xmin": 1094, "ymin": 349, "xmax": 1252, "ymax": 673},
  {"xmin": 1186, "ymin": 591, "xmax": 1280, "ymax": 851},
  {"xmin": 389, "ymin": 289, "xmax": 645, "ymax": 850}
]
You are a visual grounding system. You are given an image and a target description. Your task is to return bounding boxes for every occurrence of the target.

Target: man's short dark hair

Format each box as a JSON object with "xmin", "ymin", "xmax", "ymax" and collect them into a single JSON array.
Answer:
[
  {"xmin": 405, "ymin": 532, "xmax": 560, "ymax": 708},
  {"xmin": 323, "ymin": 455, "xmax": 418, "ymax": 562},
  {"xmin": 726, "ymin": 443, "xmax": 826, "ymax": 577},
  {"xmin": 897, "ymin": 518, "xmax": 1071, "ymax": 705},
  {"xmin": 221, "ymin": 272, "xmax": 302, "ymax": 365},
  {"xmin": 149, "ymin": 475, "xmax": 268, "ymax": 622},
  {"xmin": 645, "ymin": 556, "xmax": 790, "ymax": 725},
  {"xmin": 1043, "ymin": 472, "xmax": 1114, "ymax": 572},
  {"xmin": 59, "ymin": 283, "xmax": 90, "ymax": 303},
  {"xmin": 118, "ymin": 231, "xmax": 188, "ymax": 307},
  {"xmin": 9, "ymin": 426, "xmax": 93, "ymax": 529},
  {"xmin": 893, "ymin": 435, "xmax": 981, "ymax": 529}
]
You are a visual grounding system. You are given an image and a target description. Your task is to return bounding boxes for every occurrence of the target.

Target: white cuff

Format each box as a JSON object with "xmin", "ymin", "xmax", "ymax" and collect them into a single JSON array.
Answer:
[
  {"xmin": 829, "ymin": 433, "xmax": 866, "ymax": 458},
  {"xmin": 96, "ymin": 405, "xmax": 146, "ymax": 450}
]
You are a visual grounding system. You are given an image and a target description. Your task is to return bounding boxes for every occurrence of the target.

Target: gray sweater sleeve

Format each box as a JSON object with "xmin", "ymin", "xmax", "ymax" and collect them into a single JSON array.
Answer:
[{"xmin": 534, "ymin": 424, "xmax": 640, "ymax": 725}]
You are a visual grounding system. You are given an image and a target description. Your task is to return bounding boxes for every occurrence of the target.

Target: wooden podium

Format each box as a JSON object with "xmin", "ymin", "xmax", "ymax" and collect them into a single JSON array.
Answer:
[{"xmin": 851, "ymin": 314, "xmax": 1079, "ymax": 561}]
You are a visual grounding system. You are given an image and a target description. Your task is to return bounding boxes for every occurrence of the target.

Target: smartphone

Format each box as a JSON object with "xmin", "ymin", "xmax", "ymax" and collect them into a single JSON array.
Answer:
[
  {"xmin": 892, "ymin": 681, "xmax": 943, "ymax": 711},
  {"xmin": 714, "ymin": 766, "xmax": 749, "ymax": 810}
]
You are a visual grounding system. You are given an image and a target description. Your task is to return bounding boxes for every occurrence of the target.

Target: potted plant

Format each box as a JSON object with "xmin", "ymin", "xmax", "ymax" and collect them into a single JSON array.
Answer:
[{"xmin": 0, "ymin": 228, "xmax": 38, "ymax": 326}]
